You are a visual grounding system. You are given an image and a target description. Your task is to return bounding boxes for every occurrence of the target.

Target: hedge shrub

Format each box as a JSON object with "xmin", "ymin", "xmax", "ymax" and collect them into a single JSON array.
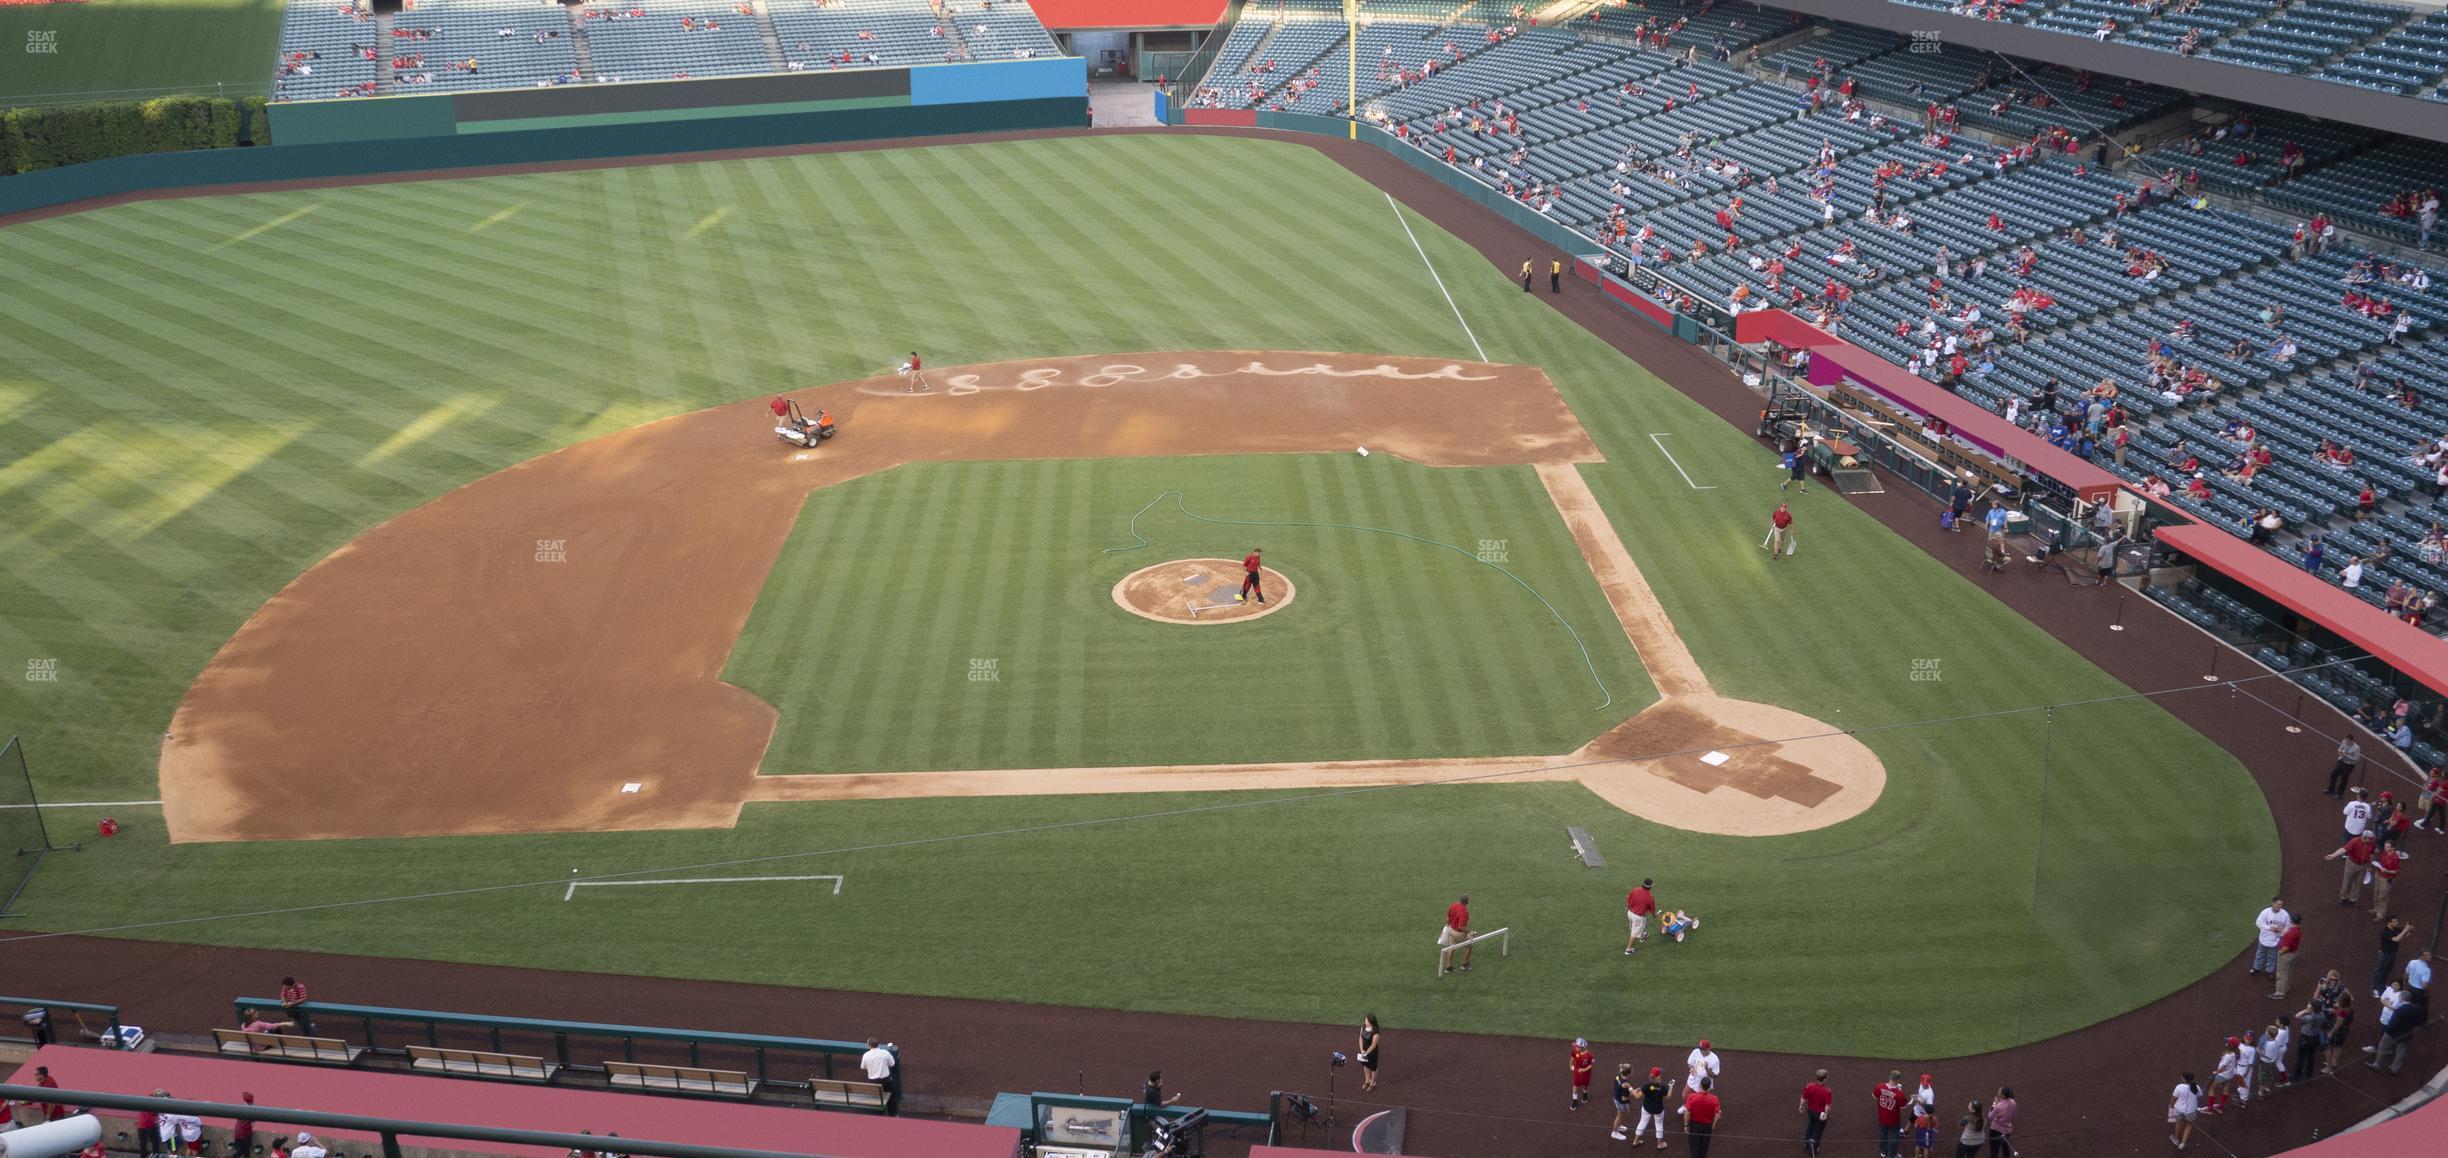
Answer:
[{"xmin": 0, "ymin": 95, "xmax": 254, "ymax": 176}]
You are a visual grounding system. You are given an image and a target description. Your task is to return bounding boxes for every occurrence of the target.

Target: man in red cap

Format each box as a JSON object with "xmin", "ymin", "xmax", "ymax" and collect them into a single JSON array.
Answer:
[
  {"xmin": 1687, "ymin": 1039, "xmax": 1720, "ymax": 1091},
  {"xmin": 1798, "ymin": 1069, "xmax": 1832, "ymax": 1154},
  {"xmin": 1632, "ymin": 1065, "xmax": 1676, "ymax": 1148},
  {"xmin": 1238, "ymin": 548, "xmax": 1266, "ymax": 604}
]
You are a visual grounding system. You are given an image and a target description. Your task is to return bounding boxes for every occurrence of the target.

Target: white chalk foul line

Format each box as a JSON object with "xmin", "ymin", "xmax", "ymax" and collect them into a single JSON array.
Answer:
[
  {"xmin": 563, "ymin": 874, "xmax": 843, "ymax": 902},
  {"xmin": 1385, "ymin": 192, "xmax": 1488, "ymax": 363},
  {"xmin": 0, "ymin": 799, "xmax": 161, "ymax": 810},
  {"xmin": 1648, "ymin": 433, "xmax": 1714, "ymax": 490}
]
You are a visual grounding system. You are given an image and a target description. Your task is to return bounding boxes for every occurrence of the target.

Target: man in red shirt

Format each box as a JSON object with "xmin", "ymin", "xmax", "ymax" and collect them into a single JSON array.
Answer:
[
  {"xmin": 1767, "ymin": 502, "xmax": 1794, "ymax": 559},
  {"xmin": 1873, "ymin": 1070, "xmax": 1907, "ymax": 1157},
  {"xmin": 2371, "ymin": 840, "xmax": 2405, "ymax": 921},
  {"xmin": 1799, "ymin": 1068, "xmax": 1832, "ymax": 1154},
  {"xmin": 1569, "ymin": 1037, "xmax": 1595, "ymax": 1107},
  {"xmin": 279, "ymin": 975, "xmax": 314, "ymax": 1036},
  {"xmin": 1440, "ymin": 893, "xmax": 1473, "ymax": 974},
  {"xmin": 2326, "ymin": 832, "xmax": 2375, "ymax": 905},
  {"xmin": 1238, "ymin": 548, "xmax": 1266, "ymax": 604},
  {"xmin": 1625, "ymin": 878, "xmax": 1657, "ymax": 955},
  {"xmin": 2272, "ymin": 920, "xmax": 2304, "ymax": 1000},
  {"xmin": 902, "ymin": 350, "xmax": 929, "ymax": 393},
  {"xmin": 1682, "ymin": 1077, "xmax": 1722, "ymax": 1156}
]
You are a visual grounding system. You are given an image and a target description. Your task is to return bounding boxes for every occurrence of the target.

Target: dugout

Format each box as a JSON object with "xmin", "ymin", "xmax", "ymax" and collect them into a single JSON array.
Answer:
[{"xmin": 1025, "ymin": 0, "xmax": 1225, "ymax": 80}]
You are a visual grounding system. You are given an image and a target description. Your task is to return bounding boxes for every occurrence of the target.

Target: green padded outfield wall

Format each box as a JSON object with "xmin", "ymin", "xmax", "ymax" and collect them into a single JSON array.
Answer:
[
  {"xmin": 0, "ymin": 58, "xmax": 1086, "ymax": 219},
  {"xmin": 267, "ymin": 57, "xmax": 1083, "ymax": 145}
]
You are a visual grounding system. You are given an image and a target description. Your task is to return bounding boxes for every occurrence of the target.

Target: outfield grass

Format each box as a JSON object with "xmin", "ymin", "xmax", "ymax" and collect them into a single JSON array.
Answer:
[
  {"xmin": 0, "ymin": 0, "xmax": 286, "ymax": 104},
  {"xmin": 0, "ymin": 134, "xmax": 2278, "ymax": 1054},
  {"xmin": 729, "ymin": 455, "xmax": 1650, "ymax": 773}
]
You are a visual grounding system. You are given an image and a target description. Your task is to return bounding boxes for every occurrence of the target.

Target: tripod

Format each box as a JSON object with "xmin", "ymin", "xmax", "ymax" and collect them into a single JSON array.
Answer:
[{"xmin": 1323, "ymin": 1061, "xmax": 1341, "ymax": 1130}]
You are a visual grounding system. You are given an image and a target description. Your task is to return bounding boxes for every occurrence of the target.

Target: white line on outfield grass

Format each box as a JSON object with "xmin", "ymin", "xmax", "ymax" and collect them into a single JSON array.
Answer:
[
  {"xmin": 562, "ymin": 874, "xmax": 842, "ymax": 902},
  {"xmin": 1648, "ymin": 433, "xmax": 1714, "ymax": 490},
  {"xmin": 0, "ymin": 800, "xmax": 161, "ymax": 809},
  {"xmin": 1385, "ymin": 192, "xmax": 1488, "ymax": 363}
]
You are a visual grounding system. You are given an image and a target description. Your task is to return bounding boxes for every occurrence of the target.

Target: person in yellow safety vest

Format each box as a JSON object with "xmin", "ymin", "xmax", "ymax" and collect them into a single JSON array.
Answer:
[
  {"xmin": 1550, "ymin": 258, "xmax": 1563, "ymax": 293},
  {"xmin": 1520, "ymin": 259, "xmax": 1534, "ymax": 292}
]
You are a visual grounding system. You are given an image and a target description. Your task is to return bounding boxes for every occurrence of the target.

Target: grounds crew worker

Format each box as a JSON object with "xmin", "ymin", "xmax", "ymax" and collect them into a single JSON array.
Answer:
[
  {"xmin": 1551, "ymin": 258, "xmax": 1563, "ymax": 293},
  {"xmin": 1521, "ymin": 259, "xmax": 1534, "ymax": 291}
]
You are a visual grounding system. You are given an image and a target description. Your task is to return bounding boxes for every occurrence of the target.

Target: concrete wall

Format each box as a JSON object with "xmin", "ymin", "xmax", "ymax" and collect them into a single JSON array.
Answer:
[{"xmin": 0, "ymin": 95, "xmax": 1084, "ymax": 220}]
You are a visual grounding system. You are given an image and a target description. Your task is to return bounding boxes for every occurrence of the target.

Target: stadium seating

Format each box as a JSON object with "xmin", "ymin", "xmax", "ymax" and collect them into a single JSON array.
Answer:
[
  {"xmin": 271, "ymin": 0, "xmax": 382, "ymax": 102},
  {"xmin": 271, "ymin": 0, "xmax": 1063, "ymax": 96},
  {"xmin": 581, "ymin": 0, "xmax": 776, "ymax": 82},
  {"xmin": 2199, "ymin": 0, "xmax": 2407, "ymax": 75},
  {"xmin": 2262, "ymin": 138, "xmax": 2448, "ymax": 243},
  {"xmin": 772, "ymin": 0, "xmax": 958, "ymax": 69},
  {"xmin": 1883, "ymin": 0, "xmax": 2448, "ymax": 100},
  {"xmin": 386, "ymin": 0, "xmax": 581, "ymax": 93},
  {"xmin": 942, "ymin": 0, "xmax": 1061, "ymax": 61},
  {"xmin": 2318, "ymin": 8, "xmax": 2448, "ymax": 91}
]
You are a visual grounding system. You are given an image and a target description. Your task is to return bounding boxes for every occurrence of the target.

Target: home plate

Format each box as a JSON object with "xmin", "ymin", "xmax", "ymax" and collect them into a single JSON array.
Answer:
[
  {"xmin": 621, "ymin": 782, "xmax": 643, "ymax": 794},
  {"xmin": 1698, "ymin": 752, "xmax": 1730, "ymax": 767}
]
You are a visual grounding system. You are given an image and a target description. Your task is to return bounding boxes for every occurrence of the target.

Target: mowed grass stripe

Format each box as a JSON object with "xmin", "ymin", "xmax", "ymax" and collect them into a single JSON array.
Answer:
[{"xmin": 0, "ymin": 136, "xmax": 2275, "ymax": 1055}]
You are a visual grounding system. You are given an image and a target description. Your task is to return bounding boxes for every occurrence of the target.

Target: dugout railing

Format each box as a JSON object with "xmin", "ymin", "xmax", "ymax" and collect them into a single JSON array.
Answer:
[
  {"xmin": 1, "ymin": 997, "xmax": 130, "ymax": 1050},
  {"xmin": 0, "ymin": 1084, "xmax": 817, "ymax": 1158},
  {"xmin": 229, "ymin": 998, "xmax": 893, "ymax": 1093}
]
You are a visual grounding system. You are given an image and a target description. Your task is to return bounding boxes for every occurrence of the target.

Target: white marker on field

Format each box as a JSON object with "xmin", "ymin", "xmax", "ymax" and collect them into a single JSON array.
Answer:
[
  {"xmin": 1648, "ymin": 433, "xmax": 1714, "ymax": 490},
  {"xmin": 564, "ymin": 874, "xmax": 845, "ymax": 902}
]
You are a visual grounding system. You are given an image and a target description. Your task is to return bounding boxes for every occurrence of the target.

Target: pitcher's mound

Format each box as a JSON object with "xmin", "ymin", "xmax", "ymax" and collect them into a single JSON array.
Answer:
[{"xmin": 1114, "ymin": 559, "xmax": 1296, "ymax": 625}]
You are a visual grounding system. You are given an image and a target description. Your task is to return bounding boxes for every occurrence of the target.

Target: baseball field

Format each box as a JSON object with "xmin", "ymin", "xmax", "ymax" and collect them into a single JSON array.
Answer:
[{"xmin": 0, "ymin": 132, "xmax": 2276, "ymax": 1059}]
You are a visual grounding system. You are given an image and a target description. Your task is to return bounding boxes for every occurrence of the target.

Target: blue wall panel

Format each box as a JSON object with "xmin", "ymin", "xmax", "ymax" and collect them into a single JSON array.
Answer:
[{"xmin": 908, "ymin": 56, "xmax": 1086, "ymax": 106}]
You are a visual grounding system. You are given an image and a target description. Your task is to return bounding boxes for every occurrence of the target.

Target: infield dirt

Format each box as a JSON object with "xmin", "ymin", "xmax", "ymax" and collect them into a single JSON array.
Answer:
[{"xmin": 158, "ymin": 353, "xmax": 1600, "ymax": 842}]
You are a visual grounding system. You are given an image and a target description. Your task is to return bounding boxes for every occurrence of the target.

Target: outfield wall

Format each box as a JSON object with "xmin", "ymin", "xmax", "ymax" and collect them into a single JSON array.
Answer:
[{"xmin": 0, "ymin": 58, "xmax": 1086, "ymax": 220}]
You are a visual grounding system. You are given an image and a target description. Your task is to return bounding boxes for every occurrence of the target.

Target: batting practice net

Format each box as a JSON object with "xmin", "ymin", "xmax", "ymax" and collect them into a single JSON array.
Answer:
[{"xmin": 0, "ymin": 737, "xmax": 58, "ymax": 917}]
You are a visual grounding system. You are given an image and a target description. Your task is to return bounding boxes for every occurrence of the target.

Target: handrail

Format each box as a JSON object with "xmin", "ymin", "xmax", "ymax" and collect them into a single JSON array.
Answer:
[
  {"xmin": 0, "ymin": 1085, "xmax": 830, "ymax": 1158},
  {"xmin": 1175, "ymin": 0, "xmax": 1248, "ymax": 91},
  {"xmin": 1, "ymin": 996, "xmax": 126, "ymax": 1047},
  {"xmin": 233, "ymin": 998, "xmax": 884, "ymax": 1084}
]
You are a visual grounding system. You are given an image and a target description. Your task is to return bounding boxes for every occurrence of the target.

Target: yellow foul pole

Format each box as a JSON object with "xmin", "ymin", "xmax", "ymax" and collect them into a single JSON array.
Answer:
[{"xmin": 1346, "ymin": 0, "xmax": 1358, "ymax": 138}]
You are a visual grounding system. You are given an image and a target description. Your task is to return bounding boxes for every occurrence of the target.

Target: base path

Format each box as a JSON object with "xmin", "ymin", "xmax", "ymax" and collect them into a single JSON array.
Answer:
[{"xmin": 159, "ymin": 353, "xmax": 1598, "ymax": 842}]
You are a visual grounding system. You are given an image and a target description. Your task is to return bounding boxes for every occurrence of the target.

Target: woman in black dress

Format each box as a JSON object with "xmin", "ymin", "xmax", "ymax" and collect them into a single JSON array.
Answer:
[{"xmin": 1357, "ymin": 1015, "xmax": 1382, "ymax": 1092}]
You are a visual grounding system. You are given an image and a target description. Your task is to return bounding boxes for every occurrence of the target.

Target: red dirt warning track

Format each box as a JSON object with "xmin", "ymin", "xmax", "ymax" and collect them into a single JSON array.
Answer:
[{"xmin": 157, "ymin": 353, "xmax": 1596, "ymax": 842}]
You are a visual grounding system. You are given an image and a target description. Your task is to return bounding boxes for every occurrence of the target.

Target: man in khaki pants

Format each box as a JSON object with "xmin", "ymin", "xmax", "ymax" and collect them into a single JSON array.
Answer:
[
  {"xmin": 2326, "ymin": 831, "xmax": 2374, "ymax": 904},
  {"xmin": 2371, "ymin": 841, "xmax": 2406, "ymax": 921},
  {"xmin": 2270, "ymin": 921, "xmax": 2302, "ymax": 1001}
]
